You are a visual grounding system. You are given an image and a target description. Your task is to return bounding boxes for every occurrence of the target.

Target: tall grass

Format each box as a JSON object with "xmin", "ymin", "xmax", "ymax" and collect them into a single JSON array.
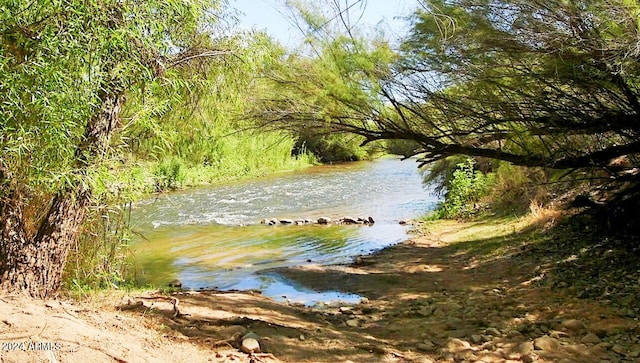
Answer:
[{"xmin": 63, "ymin": 204, "xmax": 134, "ymax": 295}]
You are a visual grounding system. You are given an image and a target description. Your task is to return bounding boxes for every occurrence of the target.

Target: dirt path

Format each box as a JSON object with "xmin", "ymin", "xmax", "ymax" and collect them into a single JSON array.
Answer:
[{"xmin": 1, "ymin": 217, "xmax": 639, "ymax": 362}]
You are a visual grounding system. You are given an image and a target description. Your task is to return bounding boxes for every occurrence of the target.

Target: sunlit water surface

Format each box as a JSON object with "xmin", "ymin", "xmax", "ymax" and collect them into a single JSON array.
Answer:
[{"xmin": 130, "ymin": 158, "xmax": 438, "ymax": 304}]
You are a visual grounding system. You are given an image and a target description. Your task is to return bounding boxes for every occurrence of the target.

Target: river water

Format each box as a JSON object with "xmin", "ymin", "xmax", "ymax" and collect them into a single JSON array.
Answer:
[{"xmin": 130, "ymin": 157, "xmax": 438, "ymax": 304}]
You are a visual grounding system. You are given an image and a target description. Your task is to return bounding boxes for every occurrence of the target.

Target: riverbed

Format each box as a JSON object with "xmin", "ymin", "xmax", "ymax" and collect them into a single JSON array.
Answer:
[{"xmin": 130, "ymin": 157, "xmax": 438, "ymax": 304}]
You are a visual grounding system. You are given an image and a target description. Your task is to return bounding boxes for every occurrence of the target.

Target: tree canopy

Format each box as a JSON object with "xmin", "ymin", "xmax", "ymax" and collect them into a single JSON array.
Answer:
[
  {"xmin": 254, "ymin": 0, "xmax": 640, "ymax": 178},
  {"xmin": 0, "ymin": 0, "xmax": 229, "ymax": 297}
]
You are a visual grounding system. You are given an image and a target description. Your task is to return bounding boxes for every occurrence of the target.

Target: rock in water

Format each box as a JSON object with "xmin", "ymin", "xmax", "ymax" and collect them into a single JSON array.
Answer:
[
  {"xmin": 342, "ymin": 216, "xmax": 359, "ymax": 224},
  {"xmin": 368, "ymin": 216, "xmax": 375, "ymax": 224},
  {"xmin": 280, "ymin": 219, "xmax": 293, "ymax": 224},
  {"xmin": 317, "ymin": 217, "xmax": 332, "ymax": 224}
]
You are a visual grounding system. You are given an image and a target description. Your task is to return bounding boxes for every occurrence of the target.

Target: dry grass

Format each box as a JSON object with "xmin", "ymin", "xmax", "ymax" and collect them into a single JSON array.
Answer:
[{"xmin": 528, "ymin": 199, "xmax": 563, "ymax": 230}]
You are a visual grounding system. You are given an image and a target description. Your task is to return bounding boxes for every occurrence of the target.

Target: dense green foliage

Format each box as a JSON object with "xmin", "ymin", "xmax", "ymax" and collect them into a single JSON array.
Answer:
[
  {"xmin": 253, "ymin": 0, "xmax": 640, "ymax": 223},
  {"xmin": 427, "ymin": 157, "xmax": 552, "ymax": 219},
  {"xmin": 0, "ymin": 0, "xmax": 321, "ymax": 294},
  {"xmin": 0, "ymin": 0, "xmax": 220, "ymax": 196},
  {"xmin": 435, "ymin": 158, "xmax": 494, "ymax": 218},
  {"xmin": 120, "ymin": 33, "xmax": 317, "ymax": 190},
  {"xmin": 61, "ymin": 32, "xmax": 319, "ymax": 291}
]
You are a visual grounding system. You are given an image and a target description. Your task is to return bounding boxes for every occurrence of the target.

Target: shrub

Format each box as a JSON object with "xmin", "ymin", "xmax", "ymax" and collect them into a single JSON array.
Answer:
[
  {"xmin": 153, "ymin": 158, "xmax": 186, "ymax": 191},
  {"xmin": 439, "ymin": 158, "xmax": 494, "ymax": 218}
]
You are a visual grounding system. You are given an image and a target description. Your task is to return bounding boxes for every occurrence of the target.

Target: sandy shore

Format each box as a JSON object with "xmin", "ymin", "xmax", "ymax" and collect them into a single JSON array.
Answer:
[{"xmin": 1, "ymin": 217, "xmax": 638, "ymax": 362}]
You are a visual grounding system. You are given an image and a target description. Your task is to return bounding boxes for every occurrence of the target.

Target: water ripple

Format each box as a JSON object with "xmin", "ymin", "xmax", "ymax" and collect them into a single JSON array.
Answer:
[{"xmin": 131, "ymin": 158, "xmax": 438, "ymax": 303}]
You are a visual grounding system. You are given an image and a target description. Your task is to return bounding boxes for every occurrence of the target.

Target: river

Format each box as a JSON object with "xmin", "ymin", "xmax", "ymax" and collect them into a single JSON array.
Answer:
[{"xmin": 130, "ymin": 157, "xmax": 438, "ymax": 304}]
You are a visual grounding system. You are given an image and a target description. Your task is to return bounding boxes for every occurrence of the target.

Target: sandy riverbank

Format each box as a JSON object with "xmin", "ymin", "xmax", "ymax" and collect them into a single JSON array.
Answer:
[{"xmin": 1, "ymin": 216, "xmax": 639, "ymax": 362}]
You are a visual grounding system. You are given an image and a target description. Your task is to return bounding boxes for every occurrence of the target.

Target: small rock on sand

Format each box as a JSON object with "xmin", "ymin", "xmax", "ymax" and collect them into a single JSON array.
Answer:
[
  {"xmin": 241, "ymin": 333, "xmax": 261, "ymax": 354},
  {"xmin": 345, "ymin": 319, "xmax": 360, "ymax": 327},
  {"xmin": 534, "ymin": 336, "xmax": 559, "ymax": 351},
  {"xmin": 561, "ymin": 319, "xmax": 585, "ymax": 332}
]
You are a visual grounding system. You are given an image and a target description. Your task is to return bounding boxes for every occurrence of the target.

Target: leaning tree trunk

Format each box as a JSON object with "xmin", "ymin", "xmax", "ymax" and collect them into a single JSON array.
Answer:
[
  {"xmin": 0, "ymin": 187, "xmax": 90, "ymax": 298},
  {"xmin": 0, "ymin": 92, "xmax": 123, "ymax": 298}
]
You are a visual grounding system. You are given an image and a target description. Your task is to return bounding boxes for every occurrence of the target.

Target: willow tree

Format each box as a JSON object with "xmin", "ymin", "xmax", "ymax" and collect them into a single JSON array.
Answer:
[
  {"xmin": 0, "ymin": 0, "xmax": 229, "ymax": 298},
  {"xmin": 256, "ymin": 0, "xmax": 640, "ymax": 180}
]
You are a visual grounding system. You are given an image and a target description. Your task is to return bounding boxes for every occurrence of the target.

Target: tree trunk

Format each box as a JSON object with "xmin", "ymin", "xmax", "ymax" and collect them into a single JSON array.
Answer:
[
  {"xmin": 0, "ymin": 188, "xmax": 89, "ymax": 298},
  {"xmin": 0, "ymin": 92, "xmax": 123, "ymax": 298}
]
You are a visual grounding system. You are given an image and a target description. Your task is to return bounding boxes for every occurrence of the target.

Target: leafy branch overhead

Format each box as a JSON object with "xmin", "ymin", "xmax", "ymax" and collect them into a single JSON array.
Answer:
[{"xmin": 254, "ymin": 0, "xmax": 640, "ymax": 176}]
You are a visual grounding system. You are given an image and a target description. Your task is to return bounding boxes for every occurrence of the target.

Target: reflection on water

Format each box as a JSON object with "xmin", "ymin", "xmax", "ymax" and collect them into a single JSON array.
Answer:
[{"xmin": 130, "ymin": 157, "xmax": 438, "ymax": 304}]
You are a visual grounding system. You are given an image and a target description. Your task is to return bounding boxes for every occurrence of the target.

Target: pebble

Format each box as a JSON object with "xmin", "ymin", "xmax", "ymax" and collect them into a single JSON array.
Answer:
[
  {"xmin": 345, "ymin": 319, "xmax": 360, "ymax": 327},
  {"xmin": 517, "ymin": 341, "xmax": 534, "ymax": 355},
  {"xmin": 446, "ymin": 338, "xmax": 471, "ymax": 352},
  {"xmin": 485, "ymin": 328, "xmax": 501, "ymax": 336},
  {"xmin": 417, "ymin": 307, "xmax": 433, "ymax": 317},
  {"xmin": 481, "ymin": 342, "xmax": 495, "ymax": 351},
  {"xmin": 561, "ymin": 319, "xmax": 585, "ymax": 332},
  {"xmin": 611, "ymin": 344, "xmax": 627, "ymax": 356},
  {"xmin": 503, "ymin": 351, "xmax": 521, "ymax": 360},
  {"xmin": 417, "ymin": 340, "xmax": 435, "ymax": 352},
  {"xmin": 581, "ymin": 333, "xmax": 601, "ymax": 344},
  {"xmin": 534, "ymin": 336, "xmax": 559, "ymax": 351},
  {"xmin": 595, "ymin": 342, "xmax": 613, "ymax": 351},
  {"xmin": 241, "ymin": 338, "xmax": 261, "ymax": 353},
  {"xmin": 549, "ymin": 330, "xmax": 569, "ymax": 339}
]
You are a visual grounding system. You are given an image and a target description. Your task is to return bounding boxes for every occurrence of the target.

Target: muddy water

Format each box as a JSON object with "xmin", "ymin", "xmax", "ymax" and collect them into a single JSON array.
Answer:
[{"xmin": 130, "ymin": 157, "xmax": 438, "ymax": 304}]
